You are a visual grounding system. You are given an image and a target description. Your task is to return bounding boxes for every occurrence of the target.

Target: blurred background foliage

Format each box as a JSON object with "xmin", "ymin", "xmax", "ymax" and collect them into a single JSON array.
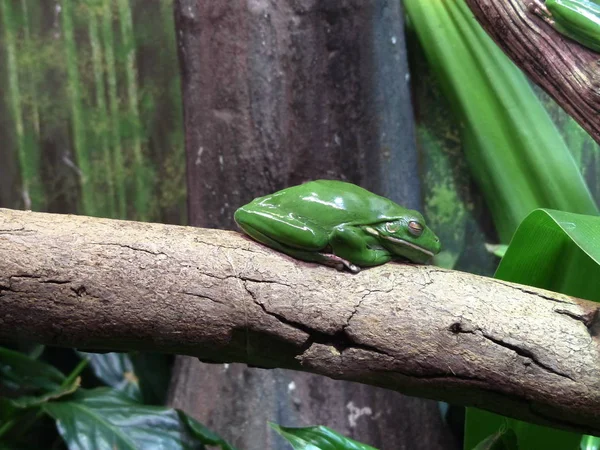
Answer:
[{"xmin": 0, "ymin": 0, "xmax": 185, "ymax": 224}]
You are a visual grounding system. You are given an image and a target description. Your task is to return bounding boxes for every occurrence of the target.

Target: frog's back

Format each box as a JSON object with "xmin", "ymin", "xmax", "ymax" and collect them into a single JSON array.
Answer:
[{"xmin": 252, "ymin": 180, "xmax": 404, "ymax": 227}]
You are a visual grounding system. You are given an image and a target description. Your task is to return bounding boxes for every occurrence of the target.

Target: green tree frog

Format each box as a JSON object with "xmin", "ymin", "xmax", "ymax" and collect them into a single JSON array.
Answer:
[
  {"xmin": 234, "ymin": 180, "xmax": 441, "ymax": 273},
  {"xmin": 533, "ymin": 0, "xmax": 600, "ymax": 52}
]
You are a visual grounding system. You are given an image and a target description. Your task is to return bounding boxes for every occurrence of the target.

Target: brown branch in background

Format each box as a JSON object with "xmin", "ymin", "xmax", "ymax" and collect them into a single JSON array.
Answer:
[
  {"xmin": 465, "ymin": 0, "xmax": 600, "ymax": 145},
  {"xmin": 0, "ymin": 208, "xmax": 599, "ymax": 434}
]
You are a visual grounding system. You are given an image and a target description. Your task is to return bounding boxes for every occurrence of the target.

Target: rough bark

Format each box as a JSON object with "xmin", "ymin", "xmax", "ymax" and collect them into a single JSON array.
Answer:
[
  {"xmin": 464, "ymin": 0, "xmax": 600, "ymax": 145},
  {"xmin": 172, "ymin": 0, "xmax": 450, "ymax": 448},
  {"xmin": 1, "ymin": 208, "xmax": 599, "ymax": 436}
]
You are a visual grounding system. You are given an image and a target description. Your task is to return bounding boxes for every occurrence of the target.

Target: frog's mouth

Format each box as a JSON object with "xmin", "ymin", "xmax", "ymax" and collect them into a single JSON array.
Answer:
[
  {"xmin": 364, "ymin": 226, "xmax": 434, "ymax": 258},
  {"xmin": 383, "ymin": 236, "xmax": 435, "ymax": 258}
]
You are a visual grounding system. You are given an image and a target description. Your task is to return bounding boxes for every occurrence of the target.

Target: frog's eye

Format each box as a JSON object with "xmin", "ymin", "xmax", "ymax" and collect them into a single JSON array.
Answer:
[
  {"xmin": 408, "ymin": 221, "xmax": 424, "ymax": 237},
  {"xmin": 385, "ymin": 222, "xmax": 401, "ymax": 233}
]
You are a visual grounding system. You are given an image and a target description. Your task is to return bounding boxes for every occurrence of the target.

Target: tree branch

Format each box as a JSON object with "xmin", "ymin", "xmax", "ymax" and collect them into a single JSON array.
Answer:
[
  {"xmin": 465, "ymin": 0, "xmax": 600, "ymax": 145},
  {"xmin": 1, "ymin": 208, "xmax": 599, "ymax": 435}
]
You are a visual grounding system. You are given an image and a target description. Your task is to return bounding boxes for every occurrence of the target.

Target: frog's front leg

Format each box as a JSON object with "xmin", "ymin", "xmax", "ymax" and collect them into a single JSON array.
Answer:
[{"xmin": 330, "ymin": 224, "xmax": 393, "ymax": 268}]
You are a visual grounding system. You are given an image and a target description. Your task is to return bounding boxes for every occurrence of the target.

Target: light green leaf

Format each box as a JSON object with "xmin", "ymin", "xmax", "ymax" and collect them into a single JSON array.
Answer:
[
  {"xmin": 472, "ymin": 428, "xmax": 518, "ymax": 450},
  {"xmin": 495, "ymin": 209, "xmax": 600, "ymax": 301},
  {"xmin": 270, "ymin": 423, "xmax": 378, "ymax": 450},
  {"xmin": 581, "ymin": 435, "xmax": 600, "ymax": 450},
  {"xmin": 485, "ymin": 244, "xmax": 508, "ymax": 259}
]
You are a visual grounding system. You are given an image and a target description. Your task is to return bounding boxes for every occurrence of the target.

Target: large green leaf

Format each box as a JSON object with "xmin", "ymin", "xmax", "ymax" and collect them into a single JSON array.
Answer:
[
  {"xmin": 270, "ymin": 423, "xmax": 377, "ymax": 450},
  {"xmin": 78, "ymin": 351, "xmax": 171, "ymax": 404},
  {"xmin": 472, "ymin": 428, "xmax": 518, "ymax": 450},
  {"xmin": 495, "ymin": 209, "xmax": 600, "ymax": 300},
  {"xmin": 464, "ymin": 409, "xmax": 580, "ymax": 450},
  {"xmin": 128, "ymin": 352, "xmax": 172, "ymax": 405},
  {"xmin": 43, "ymin": 387, "xmax": 233, "ymax": 450},
  {"xmin": 581, "ymin": 435, "xmax": 600, "ymax": 450},
  {"xmin": 465, "ymin": 209, "xmax": 600, "ymax": 450},
  {"xmin": 179, "ymin": 413, "xmax": 237, "ymax": 450},
  {"xmin": 0, "ymin": 346, "xmax": 65, "ymax": 394},
  {"xmin": 9, "ymin": 378, "xmax": 80, "ymax": 410},
  {"xmin": 78, "ymin": 352, "xmax": 142, "ymax": 402}
]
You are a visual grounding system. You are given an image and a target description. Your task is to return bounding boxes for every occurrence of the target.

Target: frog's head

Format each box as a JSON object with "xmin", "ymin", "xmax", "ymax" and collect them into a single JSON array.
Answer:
[{"xmin": 367, "ymin": 212, "xmax": 441, "ymax": 264}]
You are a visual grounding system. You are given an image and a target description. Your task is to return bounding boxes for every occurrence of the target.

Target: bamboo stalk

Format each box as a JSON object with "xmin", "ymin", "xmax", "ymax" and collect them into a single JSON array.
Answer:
[
  {"xmin": 1, "ymin": 0, "xmax": 43, "ymax": 210},
  {"xmin": 88, "ymin": 7, "xmax": 116, "ymax": 218},
  {"xmin": 159, "ymin": 0, "xmax": 186, "ymax": 225},
  {"xmin": 18, "ymin": 0, "xmax": 43, "ymax": 211},
  {"xmin": 20, "ymin": 0, "xmax": 39, "ymax": 135},
  {"xmin": 101, "ymin": 0, "xmax": 126, "ymax": 218},
  {"xmin": 116, "ymin": 0, "xmax": 148, "ymax": 221},
  {"xmin": 62, "ymin": 0, "xmax": 95, "ymax": 216}
]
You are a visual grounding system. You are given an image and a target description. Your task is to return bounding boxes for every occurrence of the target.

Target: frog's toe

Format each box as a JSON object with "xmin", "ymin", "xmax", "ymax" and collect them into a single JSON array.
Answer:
[
  {"xmin": 318, "ymin": 252, "xmax": 361, "ymax": 274},
  {"xmin": 347, "ymin": 263, "xmax": 361, "ymax": 274}
]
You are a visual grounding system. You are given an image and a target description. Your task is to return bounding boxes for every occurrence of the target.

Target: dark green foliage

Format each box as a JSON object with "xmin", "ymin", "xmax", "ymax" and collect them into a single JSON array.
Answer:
[
  {"xmin": 270, "ymin": 423, "xmax": 378, "ymax": 450},
  {"xmin": 0, "ymin": 347, "xmax": 234, "ymax": 450}
]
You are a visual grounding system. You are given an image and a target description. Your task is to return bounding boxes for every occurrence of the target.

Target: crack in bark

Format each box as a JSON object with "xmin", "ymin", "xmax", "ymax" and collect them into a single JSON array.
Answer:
[
  {"xmin": 493, "ymin": 280, "xmax": 575, "ymax": 305},
  {"xmin": 451, "ymin": 322, "xmax": 575, "ymax": 381},
  {"xmin": 193, "ymin": 267, "xmax": 292, "ymax": 289},
  {"xmin": 89, "ymin": 242, "xmax": 168, "ymax": 257},
  {"xmin": 193, "ymin": 236, "xmax": 265, "ymax": 255},
  {"xmin": 238, "ymin": 275, "xmax": 292, "ymax": 288},
  {"xmin": 555, "ymin": 308, "xmax": 589, "ymax": 324},
  {"xmin": 242, "ymin": 280, "xmax": 392, "ymax": 358},
  {"xmin": 375, "ymin": 367, "xmax": 486, "ymax": 383},
  {"xmin": 180, "ymin": 291, "xmax": 225, "ymax": 305},
  {"xmin": 0, "ymin": 227, "xmax": 28, "ymax": 234},
  {"xmin": 482, "ymin": 333, "xmax": 575, "ymax": 381},
  {"xmin": 343, "ymin": 288, "xmax": 393, "ymax": 330},
  {"xmin": 344, "ymin": 292, "xmax": 367, "ymax": 330},
  {"xmin": 9, "ymin": 275, "xmax": 72, "ymax": 285},
  {"xmin": 555, "ymin": 307, "xmax": 600, "ymax": 337}
]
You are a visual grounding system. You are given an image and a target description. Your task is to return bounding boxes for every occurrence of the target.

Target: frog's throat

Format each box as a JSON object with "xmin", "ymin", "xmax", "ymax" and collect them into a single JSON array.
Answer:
[{"xmin": 382, "ymin": 236, "xmax": 435, "ymax": 258}]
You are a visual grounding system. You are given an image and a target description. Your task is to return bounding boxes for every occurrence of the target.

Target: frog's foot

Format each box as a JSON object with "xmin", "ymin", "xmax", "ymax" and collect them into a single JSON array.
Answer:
[
  {"xmin": 318, "ymin": 253, "xmax": 361, "ymax": 274},
  {"xmin": 529, "ymin": 1, "xmax": 551, "ymax": 19}
]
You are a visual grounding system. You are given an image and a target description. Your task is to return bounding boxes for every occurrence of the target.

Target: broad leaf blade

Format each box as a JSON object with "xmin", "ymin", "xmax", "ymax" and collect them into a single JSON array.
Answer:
[
  {"xmin": 270, "ymin": 423, "xmax": 378, "ymax": 450},
  {"xmin": 472, "ymin": 428, "xmax": 518, "ymax": 450},
  {"xmin": 78, "ymin": 352, "xmax": 142, "ymax": 402},
  {"xmin": 0, "ymin": 346, "xmax": 65, "ymax": 393},
  {"xmin": 495, "ymin": 209, "xmax": 600, "ymax": 301},
  {"xmin": 43, "ymin": 388, "xmax": 231, "ymax": 450},
  {"xmin": 78, "ymin": 351, "xmax": 171, "ymax": 404},
  {"xmin": 10, "ymin": 376, "xmax": 80, "ymax": 409},
  {"xmin": 179, "ymin": 412, "xmax": 237, "ymax": 450},
  {"xmin": 464, "ymin": 409, "xmax": 580, "ymax": 450},
  {"xmin": 581, "ymin": 435, "xmax": 600, "ymax": 450}
]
